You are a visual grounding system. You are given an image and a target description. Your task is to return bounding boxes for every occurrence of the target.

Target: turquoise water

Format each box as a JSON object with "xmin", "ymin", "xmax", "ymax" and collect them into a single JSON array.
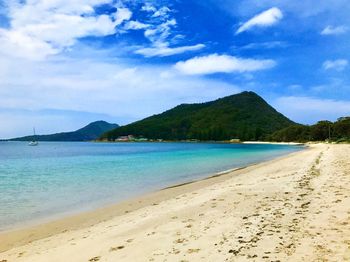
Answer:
[{"xmin": 0, "ymin": 141, "xmax": 303, "ymax": 230}]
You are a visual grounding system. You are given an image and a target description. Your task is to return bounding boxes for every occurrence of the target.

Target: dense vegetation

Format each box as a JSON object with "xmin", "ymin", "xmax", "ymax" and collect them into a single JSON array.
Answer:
[
  {"xmin": 11, "ymin": 121, "xmax": 118, "ymax": 141},
  {"xmin": 269, "ymin": 117, "xmax": 350, "ymax": 143},
  {"xmin": 101, "ymin": 91, "xmax": 295, "ymax": 141}
]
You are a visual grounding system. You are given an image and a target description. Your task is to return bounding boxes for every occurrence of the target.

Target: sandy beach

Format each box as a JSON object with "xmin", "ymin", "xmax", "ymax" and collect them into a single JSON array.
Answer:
[{"xmin": 0, "ymin": 144, "xmax": 349, "ymax": 261}]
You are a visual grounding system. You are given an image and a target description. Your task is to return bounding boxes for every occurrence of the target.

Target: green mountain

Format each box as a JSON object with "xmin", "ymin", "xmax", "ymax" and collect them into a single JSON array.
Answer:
[
  {"xmin": 101, "ymin": 91, "xmax": 295, "ymax": 141},
  {"xmin": 11, "ymin": 121, "xmax": 119, "ymax": 142}
]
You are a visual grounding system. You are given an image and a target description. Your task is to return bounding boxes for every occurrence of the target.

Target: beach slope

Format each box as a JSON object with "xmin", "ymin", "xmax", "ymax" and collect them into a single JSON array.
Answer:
[{"xmin": 1, "ymin": 144, "xmax": 349, "ymax": 261}]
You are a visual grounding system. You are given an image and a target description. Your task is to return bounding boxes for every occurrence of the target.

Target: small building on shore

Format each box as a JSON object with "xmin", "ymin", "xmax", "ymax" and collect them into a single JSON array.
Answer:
[{"xmin": 115, "ymin": 135, "xmax": 135, "ymax": 142}]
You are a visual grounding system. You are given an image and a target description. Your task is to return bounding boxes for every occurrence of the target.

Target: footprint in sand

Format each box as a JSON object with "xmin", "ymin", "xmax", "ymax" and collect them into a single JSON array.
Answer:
[
  {"xmin": 187, "ymin": 248, "xmax": 200, "ymax": 253},
  {"xmin": 17, "ymin": 251, "xmax": 25, "ymax": 257},
  {"xmin": 89, "ymin": 256, "xmax": 101, "ymax": 261},
  {"xmin": 174, "ymin": 238, "xmax": 187, "ymax": 244},
  {"xmin": 109, "ymin": 246, "xmax": 125, "ymax": 252}
]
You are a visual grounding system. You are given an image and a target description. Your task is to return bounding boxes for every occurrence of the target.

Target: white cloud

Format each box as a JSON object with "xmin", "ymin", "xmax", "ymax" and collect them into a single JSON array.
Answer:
[
  {"xmin": 273, "ymin": 96, "xmax": 350, "ymax": 124},
  {"xmin": 144, "ymin": 19, "xmax": 177, "ymax": 44},
  {"xmin": 133, "ymin": 4, "xmax": 203, "ymax": 58},
  {"xmin": 114, "ymin": 7, "xmax": 132, "ymax": 25},
  {"xmin": 135, "ymin": 18, "xmax": 202, "ymax": 57},
  {"xmin": 238, "ymin": 41, "xmax": 287, "ymax": 50},
  {"xmin": 323, "ymin": 59, "xmax": 348, "ymax": 71},
  {"xmin": 135, "ymin": 43, "xmax": 205, "ymax": 57},
  {"xmin": 232, "ymin": 0, "xmax": 349, "ymax": 19},
  {"xmin": 236, "ymin": 7, "xmax": 283, "ymax": 34},
  {"xmin": 0, "ymin": 1, "xmax": 132, "ymax": 60},
  {"xmin": 152, "ymin": 6, "xmax": 171, "ymax": 18},
  {"xmin": 137, "ymin": 5, "xmax": 185, "ymax": 52},
  {"xmin": 141, "ymin": 3, "xmax": 157, "ymax": 13},
  {"xmin": 141, "ymin": 4, "xmax": 170, "ymax": 18},
  {"xmin": 174, "ymin": 54, "xmax": 276, "ymax": 75},
  {"xmin": 124, "ymin": 21, "xmax": 150, "ymax": 30},
  {"xmin": 0, "ymin": 28, "xmax": 59, "ymax": 60},
  {"xmin": 321, "ymin": 25, "xmax": 347, "ymax": 35}
]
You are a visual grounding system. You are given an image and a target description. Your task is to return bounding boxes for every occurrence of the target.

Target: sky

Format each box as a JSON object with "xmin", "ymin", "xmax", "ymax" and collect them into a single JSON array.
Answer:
[{"xmin": 0, "ymin": 0, "xmax": 349, "ymax": 138}]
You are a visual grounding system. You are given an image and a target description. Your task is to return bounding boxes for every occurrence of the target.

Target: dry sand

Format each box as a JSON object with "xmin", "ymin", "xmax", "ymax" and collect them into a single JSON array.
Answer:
[{"xmin": 0, "ymin": 144, "xmax": 349, "ymax": 262}]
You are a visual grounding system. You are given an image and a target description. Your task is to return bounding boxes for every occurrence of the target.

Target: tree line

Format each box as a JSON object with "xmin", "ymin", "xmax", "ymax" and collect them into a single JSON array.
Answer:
[{"xmin": 269, "ymin": 117, "xmax": 350, "ymax": 143}]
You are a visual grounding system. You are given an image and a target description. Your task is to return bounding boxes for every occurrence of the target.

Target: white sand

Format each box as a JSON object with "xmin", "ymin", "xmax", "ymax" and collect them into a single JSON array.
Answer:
[
  {"xmin": 1, "ymin": 144, "xmax": 349, "ymax": 262},
  {"xmin": 242, "ymin": 141, "xmax": 304, "ymax": 145}
]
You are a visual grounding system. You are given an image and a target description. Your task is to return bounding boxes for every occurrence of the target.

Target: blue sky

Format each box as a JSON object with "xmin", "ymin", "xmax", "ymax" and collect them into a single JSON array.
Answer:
[{"xmin": 0, "ymin": 0, "xmax": 349, "ymax": 138}]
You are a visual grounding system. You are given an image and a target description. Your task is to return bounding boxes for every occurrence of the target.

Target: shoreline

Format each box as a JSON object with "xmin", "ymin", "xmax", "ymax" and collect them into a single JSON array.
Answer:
[
  {"xmin": 0, "ymin": 146, "xmax": 306, "ymax": 253},
  {"xmin": 1, "ymin": 144, "xmax": 349, "ymax": 261},
  {"xmin": 242, "ymin": 141, "xmax": 304, "ymax": 145}
]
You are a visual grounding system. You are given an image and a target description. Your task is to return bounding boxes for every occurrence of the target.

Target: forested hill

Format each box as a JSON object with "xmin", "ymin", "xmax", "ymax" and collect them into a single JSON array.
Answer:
[
  {"xmin": 11, "ymin": 121, "xmax": 119, "ymax": 141},
  {"xmin": 101, "ymin": 91, "xmax": 295, "ymax": 141},
  {"xmin": 269, "ymin": 117, "xmax": 350, "ymax": 143}
]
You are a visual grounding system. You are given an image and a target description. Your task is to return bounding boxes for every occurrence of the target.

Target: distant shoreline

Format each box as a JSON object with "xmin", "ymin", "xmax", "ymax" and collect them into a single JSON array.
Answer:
[
  {"xmin": 94, "ymin": 139, "xmax": 305, "ymax": 145},
  {"xmin": 2, "ymin": 139, "xmax": 305, "ymax": 145}
]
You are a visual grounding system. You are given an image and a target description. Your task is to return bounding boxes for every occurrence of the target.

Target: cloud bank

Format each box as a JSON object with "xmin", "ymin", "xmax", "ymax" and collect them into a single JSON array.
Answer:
[
  {"xmin": 174, "ymin": 54, "xmax": 276, "ymax": 75},
  {"xmin": 0, "ymin": 1, "xmax": 132, "ymax": 60}
]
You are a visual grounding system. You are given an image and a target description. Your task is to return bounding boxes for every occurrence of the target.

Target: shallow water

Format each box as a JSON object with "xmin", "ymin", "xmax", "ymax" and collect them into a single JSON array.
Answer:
[{"xmin": 0, "ymin": 141, "xmax": 303, "ymax": 230}]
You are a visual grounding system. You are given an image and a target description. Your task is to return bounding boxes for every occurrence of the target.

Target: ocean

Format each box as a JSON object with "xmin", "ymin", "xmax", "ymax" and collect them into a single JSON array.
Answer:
[{"xmin": 0, "ymin": 141, "xmax": 303, "ymax": 231}]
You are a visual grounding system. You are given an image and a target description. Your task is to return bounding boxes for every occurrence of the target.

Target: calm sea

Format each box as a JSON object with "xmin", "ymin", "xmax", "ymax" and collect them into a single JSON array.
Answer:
[{"xmin": 0, "ymin": 141, "xmax": 303, "ymax": 230}]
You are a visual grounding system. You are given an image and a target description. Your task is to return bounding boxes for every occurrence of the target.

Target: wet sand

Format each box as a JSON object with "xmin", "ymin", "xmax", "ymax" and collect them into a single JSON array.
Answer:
[{"xmin": 0, "ymin": 144, "xmax": 349, "ymax": 261}]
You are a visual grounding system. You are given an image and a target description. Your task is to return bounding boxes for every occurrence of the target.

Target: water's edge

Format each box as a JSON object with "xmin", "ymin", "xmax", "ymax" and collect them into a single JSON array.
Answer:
[
  {"xmin": 0, "ymin": 146, "xmax": 308, "ymax": 253},
  {"xmin": 0, "ymin": 145, "xmax": 306, "ymax": 234}
]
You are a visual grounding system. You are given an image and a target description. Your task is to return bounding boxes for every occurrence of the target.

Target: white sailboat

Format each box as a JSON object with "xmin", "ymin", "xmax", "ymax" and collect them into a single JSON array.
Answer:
[{"xmin": 28, "ymin": 127, "xmax": 39, "ymax": 146}]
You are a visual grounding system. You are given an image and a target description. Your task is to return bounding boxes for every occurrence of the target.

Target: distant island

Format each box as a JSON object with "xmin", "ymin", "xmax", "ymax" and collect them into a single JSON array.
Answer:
[
  {"xmin": 100, "ymin": 91, "xmax": 295, "ymax": 142},
  {"xmin": 9, "ymin": 121, "xmax": 118, "ymax": 142}
]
